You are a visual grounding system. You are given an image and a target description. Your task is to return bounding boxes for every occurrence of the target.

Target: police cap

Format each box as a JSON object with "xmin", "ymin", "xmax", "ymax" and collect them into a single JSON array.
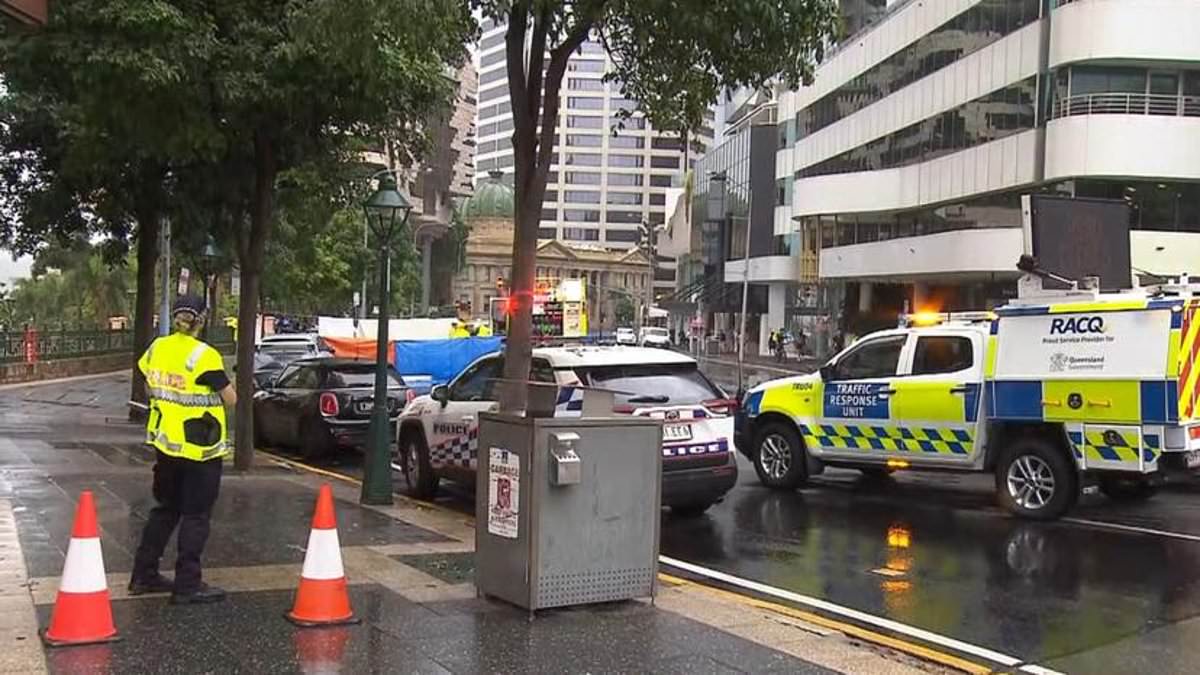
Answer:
[{"xmin": 172, "ymin": 295, "xmax": 207, "ymax": 318}]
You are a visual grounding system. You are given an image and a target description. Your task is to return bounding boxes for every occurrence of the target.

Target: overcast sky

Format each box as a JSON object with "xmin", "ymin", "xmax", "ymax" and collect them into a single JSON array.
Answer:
[{"xmin": 0, "ymin": 254, "xmax": 32, "ymax": 284}]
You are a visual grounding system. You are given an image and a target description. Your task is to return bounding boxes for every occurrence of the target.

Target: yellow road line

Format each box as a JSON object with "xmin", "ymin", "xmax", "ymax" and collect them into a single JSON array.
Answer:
[
  {"xmin": 657, "ymin": 572, "xmax": 991, "ymax": 674},
  {"xmin": 264, "ymin": 449, "xmax": 991, "ymax": 674}
]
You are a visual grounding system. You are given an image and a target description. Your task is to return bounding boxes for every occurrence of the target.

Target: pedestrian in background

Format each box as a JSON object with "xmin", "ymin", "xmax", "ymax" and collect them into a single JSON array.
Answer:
[{"xmin": 129, "ymin": 295, "xmax": 236, "ymax": 604}]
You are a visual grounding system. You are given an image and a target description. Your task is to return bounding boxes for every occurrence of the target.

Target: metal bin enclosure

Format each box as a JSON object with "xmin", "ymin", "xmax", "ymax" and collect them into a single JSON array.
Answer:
[{"xmin": 475, "ymin": 413, "xmax": 662, "ymax": 611}]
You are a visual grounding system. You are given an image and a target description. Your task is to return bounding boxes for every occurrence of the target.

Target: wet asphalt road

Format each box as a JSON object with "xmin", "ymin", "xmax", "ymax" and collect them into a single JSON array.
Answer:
[{"xmin": 14, "ymin": 367, "xmax": 1200, "ymax": 673}]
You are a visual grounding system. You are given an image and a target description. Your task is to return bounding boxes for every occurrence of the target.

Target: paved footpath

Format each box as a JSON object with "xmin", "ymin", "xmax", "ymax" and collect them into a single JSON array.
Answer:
[{"xmin": 0, "ymin": 372, "xmax": 942, "ymax": 674}]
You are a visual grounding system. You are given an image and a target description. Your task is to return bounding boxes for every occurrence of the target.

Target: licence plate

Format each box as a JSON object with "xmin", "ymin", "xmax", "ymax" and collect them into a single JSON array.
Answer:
[
  {"xmin": 663, "ymin": 424, "xmax": 692, "ymax": 442},
  {"xmin": 1187, "ymin": 450, "xmax": 1200, "ymax": 469},
  {"xmin": 355, "ymin": 401, "xmax": 373, "ymax": 414}
]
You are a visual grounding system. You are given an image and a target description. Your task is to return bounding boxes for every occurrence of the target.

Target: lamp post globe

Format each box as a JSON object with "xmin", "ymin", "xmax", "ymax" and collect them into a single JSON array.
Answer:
[
  {"xmin": 360, "ymin": 173, "xmax": 412, "ymax": 505},
  {"xmin": 199, "ymin": 237, "xmax": 220, "ymax": 338}
]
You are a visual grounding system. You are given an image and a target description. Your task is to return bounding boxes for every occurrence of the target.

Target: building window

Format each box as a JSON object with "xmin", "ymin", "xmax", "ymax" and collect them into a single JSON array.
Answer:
[
  {"xmin": 537, "ymin": 227, "xmax": 557, "ymax": 238},
  {"xmin": 479, "ymin": 82, "xmax": 508, "ymax": 103},
  {"xmin": 646, "ymin": 212, "xmax": 666, "ymax": 225},
  {"xmin": 776, "ymin": 179, "xmax": 792, "ymax": 206},
  {"xmin": 480, "ymin": 50, "xmax": 507, "ymax": 68},
  {"xmin": 796, "ymin": 77, "xmax": 1038, "ymax": 180},
  {"xmin": 609, "ymin": 155, "xmax": 644, "ymax": 168},
  {"xmin": 563, "ymin": 227, "xmax": 599, "ymax": 241},
  {"xmin": 564, "ymin": 153, "xmax": 602, "ymax": 166},
  {"xmin": 566, "ymin": 134, "xmax": 603, "ymax": 147},
  {"xmin": 563, "ymin": 190, "xmax": 601, "ymax": 204},
  {"xmin": 567, "ymin": 97, "xmax": 604, "ymax": 110},
  {"xmin": 565, "ymin": 171, "xmax": 602, "ymax": 185},
  {"xmin": 567, "ymin": 115, "xmax": 603, "ymax": 129},
  {"xmin": 607, "ymin": 192, "xmax": 643, "ymax": 205},
  {"xmin": 796, "ymin": 0, "xmax": 1041, "ymax": 137},
  {"xmin": 568, "ymin": 59, "xmax": 605, "ymax": 73},
  {"xmin": 649, "ymin": 175, "xmax": 673, "ymax": 187},
  {"xmin": 621, "ymin": 116, "xmax": 647, "ymax": 130},
  {"xmin": 541, "ymin": 209, "xmax": 557, "ymax": 221},
  {"xmin": 480, "ymin": 67, "xmax": 507, "ymax": 86},
  {"xmin": 543, "ymin": 190, "xmax": 559, "ymax": 203},
  {"xmin": 649, "ymin": 193, "xmax": 666, "ymax": 206},
  {"xmin": 651, "ymin": 137, "xmax": 683, "ymax": 151},
  {"xmin": 609, "ymin": 135, "xmax": 645, "ymax": 149},
  {"xmin": 650, "ymin": 156, "xmax": 679, "ymax": 169},
  {"xmin": 605, "ymin": 229, "xmax": 640, "ymax": 242},
  {"xmin": 563, "ymin": 209, "xmax": 602, "ymax": 222},
  {"xmin": 607, "ymin": 210, "xmax": 643, "ymax": 224},
  {"xmin": 568, "ymin": 78, "xmax": 605, "ymax": 91},
  {"xmin": 608, "ymin": 173, "xmax": 644, "ymax": 186}
]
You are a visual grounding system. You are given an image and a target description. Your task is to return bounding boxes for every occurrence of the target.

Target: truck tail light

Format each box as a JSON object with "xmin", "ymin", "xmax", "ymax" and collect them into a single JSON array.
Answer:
[
  {"xmin": 319, "ymin": 392, "xmax": 340, "ymax": 416},
  {"xmin": 1190, "ymin": 426, "xmax": 1200, "ymax": 440},
  {"xmin": 703, "ymin": 398, "xmax": 739, "ymax": 416}
]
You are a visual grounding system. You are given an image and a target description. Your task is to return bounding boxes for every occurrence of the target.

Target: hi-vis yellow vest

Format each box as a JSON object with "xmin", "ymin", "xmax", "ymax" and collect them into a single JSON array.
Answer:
[{"xmin": 138, "ymin": 333, "xmax": 228, "ymax": 461}]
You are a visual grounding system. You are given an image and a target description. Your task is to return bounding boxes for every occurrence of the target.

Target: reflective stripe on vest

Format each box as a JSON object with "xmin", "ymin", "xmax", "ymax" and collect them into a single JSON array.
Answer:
[
  {"xmin": 148, "ymin": 387, "xmax": 223, "ymax": 408},
  {"xmin": 185, "ymin": 344, "xmax": 207, "ymax": 372}
]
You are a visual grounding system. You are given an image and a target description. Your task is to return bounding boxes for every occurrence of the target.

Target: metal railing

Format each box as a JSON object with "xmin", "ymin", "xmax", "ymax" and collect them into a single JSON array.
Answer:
[
  {"xmin": 0, "ymin": 327, "xmax": 237, "ymax": 364},
  {"xmin": 1050, "ymin": 92, "xmax": 1200, "ymax": 120}
]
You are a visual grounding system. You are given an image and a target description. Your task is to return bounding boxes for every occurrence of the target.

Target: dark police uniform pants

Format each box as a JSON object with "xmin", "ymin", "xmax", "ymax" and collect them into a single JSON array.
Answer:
[{"xmin": 131, "ymin": 450, "xmax": 223, "ymax": 593}]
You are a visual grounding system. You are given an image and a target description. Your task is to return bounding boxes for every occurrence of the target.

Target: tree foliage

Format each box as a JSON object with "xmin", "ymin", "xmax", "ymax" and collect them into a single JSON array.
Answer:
[{"xmin": 473, "ymin": 0, "xmax": 839, "ymax": 410}]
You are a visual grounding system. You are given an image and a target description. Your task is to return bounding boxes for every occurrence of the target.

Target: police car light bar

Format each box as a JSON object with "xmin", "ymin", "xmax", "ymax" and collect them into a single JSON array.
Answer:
[{"xmin": 899, "ymin": 311, "xmax": 996, "ymax": 328}]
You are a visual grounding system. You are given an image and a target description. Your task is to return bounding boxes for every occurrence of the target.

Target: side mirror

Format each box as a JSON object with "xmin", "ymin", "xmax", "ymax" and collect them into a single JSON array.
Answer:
[
  {"xmin": 818, "ymin": 363, "xmax": 833, "ymax": 381},
  {"xmin": 430, "ymin": 384, "xmax": 449, "ymax": 406}
]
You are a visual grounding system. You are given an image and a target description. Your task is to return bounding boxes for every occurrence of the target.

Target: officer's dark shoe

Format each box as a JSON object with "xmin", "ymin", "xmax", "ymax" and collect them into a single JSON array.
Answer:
[
  {"xmin": 128, "ymin": 574, "xmax": 175, "ymax": 595},
  {"xmin": 169, "ymin": 583, "xmax": 226, "ymax": 605}
]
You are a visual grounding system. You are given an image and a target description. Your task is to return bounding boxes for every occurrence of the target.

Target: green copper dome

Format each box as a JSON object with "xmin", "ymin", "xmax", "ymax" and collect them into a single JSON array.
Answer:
[{"xmin": 460, "ymin": 170, "xmax": 514, "ymax": 219}]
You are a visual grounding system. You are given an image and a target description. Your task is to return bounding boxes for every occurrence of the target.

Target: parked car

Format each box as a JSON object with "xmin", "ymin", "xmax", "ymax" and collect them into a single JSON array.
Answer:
[
  {"xmin": 253, "ymin": 357, "xmax": 408, "ymax": 457},
  {"xmin": 640, "ymin": 326, "xmax": 671, "ymax": 348},
  {"xmin": 256, "ymin": 333, "xmax": 332, "ymax": 366},
  {"xmin": 252, "ymin": 351, "xmax": 284, "ymax": 389},
  {"xmin": 615, "ymin": 327, "xmax": 637, "ymax": 345},
  {"xmin": 396, "ymin": 346, "xmax": 737, "ymax": 516}
]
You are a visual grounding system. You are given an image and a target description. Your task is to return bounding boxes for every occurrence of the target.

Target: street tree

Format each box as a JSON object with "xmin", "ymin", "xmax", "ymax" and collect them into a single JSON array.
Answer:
[
  {"xmin": 181, "ymin": 0, "xmax": 474, "ymax": 468},
  {"xmin": 0, "ymin": 0, "xmax": 217, "ymax": 414},
  {"xmin": 474, "ymin": 0, "xmax": 839, "ymax": 411}
]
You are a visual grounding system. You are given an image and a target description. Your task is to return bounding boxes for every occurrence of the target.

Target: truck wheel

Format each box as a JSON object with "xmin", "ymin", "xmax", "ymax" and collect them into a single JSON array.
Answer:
[
  {"xmin": 398, "ymin": 430, "xmax": 439, "ymax": 500},
  {"xmin": 753, "ymin": 421, "xmax": 807, "ymax": 490},
  {"xmin": 1099, "ymin": 477, "xmax": 1158, "ymax": 502},
  {"xmin": 995, "ymin": 438, "xmax": 1077, "ymax": 520}
]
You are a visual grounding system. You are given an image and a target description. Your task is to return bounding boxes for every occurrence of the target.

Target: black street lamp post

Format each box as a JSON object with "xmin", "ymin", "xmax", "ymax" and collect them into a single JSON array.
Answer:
[
  {"xmin": 199, "ymin": 237, "xmax": 220, "ymax": 339},
  {"xmin": 360, "ymin": 174, "xmax": 413, "ymax": 505}
]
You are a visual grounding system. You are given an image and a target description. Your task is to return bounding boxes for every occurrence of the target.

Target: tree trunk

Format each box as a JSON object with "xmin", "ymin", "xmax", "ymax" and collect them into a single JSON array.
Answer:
[
  {"xmin": 233, "ymin": 130, "xmax": 277, "ymax": 471},
  {"xmin": 128, "ymin": 215, "xmax": 159, "ymax": 421}
]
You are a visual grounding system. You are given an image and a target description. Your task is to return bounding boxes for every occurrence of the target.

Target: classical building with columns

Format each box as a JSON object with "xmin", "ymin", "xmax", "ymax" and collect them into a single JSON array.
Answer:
[{"xmin": 455, "ymin": 173, "xmax": 652, "ymax": 331}]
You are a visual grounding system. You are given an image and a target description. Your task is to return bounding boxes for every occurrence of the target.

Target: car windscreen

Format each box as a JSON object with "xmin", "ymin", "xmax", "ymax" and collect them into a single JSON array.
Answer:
[
  {"xmin": 326, "ymin": 364, "xmax": 405, "ymax": 389},
  {"xmin": 576, "ymin": 363, "xmax": 722, "ymax": 405},
  {"xmin": 644, "ymin": 328, "xmax": 668, "ymax": 336}
]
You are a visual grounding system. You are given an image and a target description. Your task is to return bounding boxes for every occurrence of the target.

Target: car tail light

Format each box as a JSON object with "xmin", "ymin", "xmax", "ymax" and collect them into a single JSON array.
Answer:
[
  {"xmin": 1190, "ymin": 426, "xmax": 1200, "ymax": 440},
  {"xmin": 703, "ymin": 398, "xmax": 739, "ymax": 415},
  {"xmin": 319, "ymin": 392, "xmax": 340, "ymax": 416}
]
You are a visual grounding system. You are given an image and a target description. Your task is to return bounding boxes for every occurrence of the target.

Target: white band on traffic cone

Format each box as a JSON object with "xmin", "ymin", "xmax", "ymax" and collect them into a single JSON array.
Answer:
[
  {"xmin": 300, "ymin": 528, "xmax": 345, "ymax": 581},
  {"xmin": 59, "ymin": 538, "xmax": 108, "ymax": 594}
]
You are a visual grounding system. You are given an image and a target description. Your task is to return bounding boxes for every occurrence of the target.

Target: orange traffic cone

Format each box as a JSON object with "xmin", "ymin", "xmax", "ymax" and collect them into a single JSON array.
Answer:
[
  {"xmin": 41, "ymin": 491, "xmax": 120, "ymax": 646},
  {"xmin": 286, "ymin": 484, "xmax": 359, "ymax": 627}
]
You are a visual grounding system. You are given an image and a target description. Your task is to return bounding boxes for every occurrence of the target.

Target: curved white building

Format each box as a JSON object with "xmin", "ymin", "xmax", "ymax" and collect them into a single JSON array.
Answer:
[{"xmin": 777, "ymin": 0, "xmax": 1200, "ymax": 331}]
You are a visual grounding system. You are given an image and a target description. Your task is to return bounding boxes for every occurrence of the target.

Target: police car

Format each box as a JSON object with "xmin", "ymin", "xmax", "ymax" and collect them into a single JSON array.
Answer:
[
  {"xmin": 737, "ymin": 269, "xmax": 1200, "ymax": 520},
  {"xmin": 395, "ymin": 346, "xmax": 738, "ymax": 516}
]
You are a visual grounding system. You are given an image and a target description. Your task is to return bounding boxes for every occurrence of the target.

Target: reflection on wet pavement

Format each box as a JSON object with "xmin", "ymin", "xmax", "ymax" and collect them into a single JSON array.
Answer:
[{"xmin": 661, "ymin": 459, "xmax": 1200, "ymax": 666}]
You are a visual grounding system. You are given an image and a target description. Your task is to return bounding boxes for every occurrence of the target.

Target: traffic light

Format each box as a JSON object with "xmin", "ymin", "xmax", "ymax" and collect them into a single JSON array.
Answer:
[{"xmin": 496, "ymin": 276, "xmax": 506, "ymax": 294}]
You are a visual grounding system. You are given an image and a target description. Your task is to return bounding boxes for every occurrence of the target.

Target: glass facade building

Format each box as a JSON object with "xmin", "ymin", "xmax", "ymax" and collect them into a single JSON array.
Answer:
[{"xmin": 777, "ymin": 0, "xmax": 1200, "ymax": 333}]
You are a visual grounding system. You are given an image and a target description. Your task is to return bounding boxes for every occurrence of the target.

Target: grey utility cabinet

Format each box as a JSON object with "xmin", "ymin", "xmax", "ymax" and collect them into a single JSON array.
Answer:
[{"xmin": 475, "ymin": 412, "xmax": 662, "ymax": 611}]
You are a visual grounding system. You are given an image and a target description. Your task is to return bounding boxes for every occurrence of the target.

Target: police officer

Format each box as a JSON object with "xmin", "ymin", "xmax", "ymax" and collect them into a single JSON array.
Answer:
[{"xmin": 129, "ymin": 296, "xmax": 236, "ymax": 604}]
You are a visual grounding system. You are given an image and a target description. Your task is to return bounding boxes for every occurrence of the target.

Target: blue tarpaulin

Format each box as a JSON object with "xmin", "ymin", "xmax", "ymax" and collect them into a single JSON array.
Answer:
[{"xmin": 393, "ymin": 337, "xmax": 503, "ymax": 390}]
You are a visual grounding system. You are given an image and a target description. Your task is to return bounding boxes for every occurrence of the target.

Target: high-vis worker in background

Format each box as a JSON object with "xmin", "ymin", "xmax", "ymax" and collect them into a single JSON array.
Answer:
[{"xmin": 129, "ymin": 295, "xmax": 237, "ymax": 604}]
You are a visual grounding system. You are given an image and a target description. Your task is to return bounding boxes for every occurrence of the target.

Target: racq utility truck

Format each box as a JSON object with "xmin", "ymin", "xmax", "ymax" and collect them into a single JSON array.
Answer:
[{"xmin": 737, "ymin": 259, "xmax": 1200, "ymax": 519}]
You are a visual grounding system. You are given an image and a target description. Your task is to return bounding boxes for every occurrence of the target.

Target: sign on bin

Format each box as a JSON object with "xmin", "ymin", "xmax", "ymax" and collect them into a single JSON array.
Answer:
[{"xmin": 487, "ymin": 447, "xmax": 520, "ymax": 539}]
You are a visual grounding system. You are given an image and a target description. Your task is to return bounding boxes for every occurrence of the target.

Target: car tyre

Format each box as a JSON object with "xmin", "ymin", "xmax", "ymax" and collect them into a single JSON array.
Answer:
[
  {"xmin": 299, "ymin": 417, "xmax": 333, "ymax": 460},
  {"xmin": 1099, "ymin": 477, "xmax": 1158, "ymax": 502},
  {"xmin": 752, "ymin": 421, "xmax": 807, "ymax": 490},
  {"xmin": 995, "ymin": 437, "xmax": 1077, "ymax": 520},
  {"xmin": 399, "ymin": 430, "xmax": 439, "ymax": 500}
]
